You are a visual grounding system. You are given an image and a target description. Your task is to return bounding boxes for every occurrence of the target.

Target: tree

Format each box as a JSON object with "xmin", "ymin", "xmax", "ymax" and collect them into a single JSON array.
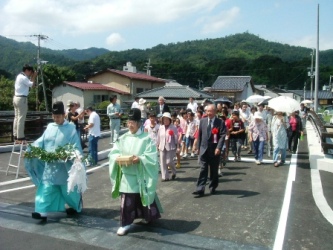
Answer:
[
  {"xmin": 35, "ymin": 64, "xmax": 76, "ymax": 111},
  {"xmin": 0, "ymin": 76, "xmax": 14, "ymax": 111}
]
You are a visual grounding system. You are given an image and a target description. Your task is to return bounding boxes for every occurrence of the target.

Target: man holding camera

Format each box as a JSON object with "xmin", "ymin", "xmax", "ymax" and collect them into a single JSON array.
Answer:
[{"xmin": 13, "ymin": 64, "xmax": 37, "ymax": 143}]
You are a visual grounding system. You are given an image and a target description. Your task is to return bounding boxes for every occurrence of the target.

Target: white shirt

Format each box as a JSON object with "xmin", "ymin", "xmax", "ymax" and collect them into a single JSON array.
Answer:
[
  {"xmin": 185, "ymin": 119, "xmax": 197, "ymax": 137},
  {"xmin": 145, "ymin": 123, "xmax": 160, "ymax": 145},
  {"xmin": 239, "ymin": 109, "xmax": 251, "ymax": 126},
  {"xmin": 158, "ymin": 104, "xmax": 164, "ymax": 114},
  {"xmin": 131, "ymin": 101, "xmax": 139, "ymax": 109},
  {"xmin": 207, "ymin": 117, "xmax": 215, "ymax": 126},
  {"xmin": 187, "ymin": 102, "xmax": 198, "ymax": 113},
  {"xmin": 88, "ymin": 111, "xmax": 101, "ymax": 137},
  {"xmin": 14, "ymin": 73, "xmax": 33, "ymax": 96},
  {"xmin": 258, "ymin": 110, "xmax": 268, "ymax": 123},
  {"xmin": 139, "ymin": 104, "xmax": 149, "ymax": 118},
  {"xmin": 76, "ymin": 107, "xmax": 84, "ymax": 124}
]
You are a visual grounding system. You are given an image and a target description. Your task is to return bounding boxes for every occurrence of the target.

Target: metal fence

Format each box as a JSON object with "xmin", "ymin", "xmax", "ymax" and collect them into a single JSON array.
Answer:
[
  {"xmin": 0, "ymin": 110, "xmax": 128, "ymax": 144},
  {"xmin": 307, "ymin": 110, "xmax": 333, "ymax": 155}
]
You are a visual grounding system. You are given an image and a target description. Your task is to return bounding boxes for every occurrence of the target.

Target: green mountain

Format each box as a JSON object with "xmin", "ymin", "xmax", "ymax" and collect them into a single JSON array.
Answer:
[
  {"xmin": 74, "ymin": 32, "xmax": 333, "ymax": 89},
  {"xmin": 92, "ymin": 32, "xmax": 332, "ymax": 65},
  {"xmin": 0, "ymin": 35, "xmax": 109, "ymax": 76},
  {"xmin": 1, "ymin": 32, "xmax": 332, "ymax": 89}
]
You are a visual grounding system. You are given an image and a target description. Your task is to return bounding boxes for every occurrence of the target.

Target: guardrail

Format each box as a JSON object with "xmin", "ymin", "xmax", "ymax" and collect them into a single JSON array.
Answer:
[
  {"xmin": 0, "ymin": 110, "xmax": 128, "ymax": 144},
  {"xmin": 308, "ymin": 111, "xmax": 333, "ymax": 155}
]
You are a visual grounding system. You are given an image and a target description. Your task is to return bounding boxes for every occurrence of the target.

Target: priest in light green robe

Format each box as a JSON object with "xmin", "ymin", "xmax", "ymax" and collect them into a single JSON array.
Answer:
[
  {"xmin": 109, "ymin": 108, "xmax": 162, "ymax": 236},
  {"xmin": 24, "ymin": 101, "xmax": 84, "ymax": 222}
]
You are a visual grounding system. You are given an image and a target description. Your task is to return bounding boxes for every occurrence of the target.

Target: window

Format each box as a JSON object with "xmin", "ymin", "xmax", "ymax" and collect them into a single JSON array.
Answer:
[
  {"xmin": 136, "ymin": 88, "xmax": 144, "ymax": 94},
  {"xmin": 93, "ymin": 95, "xmax": 109, "ymax": 103}
]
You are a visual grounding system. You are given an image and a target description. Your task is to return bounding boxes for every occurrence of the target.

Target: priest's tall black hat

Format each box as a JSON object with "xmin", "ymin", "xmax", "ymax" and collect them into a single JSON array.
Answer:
[
  {"xmin": 128, "ymin": 108, "xmax": 141, "ymax": 122},
  {"xmin": 52, "ymin": 101, "xmax": 65, "ymax": 114}
]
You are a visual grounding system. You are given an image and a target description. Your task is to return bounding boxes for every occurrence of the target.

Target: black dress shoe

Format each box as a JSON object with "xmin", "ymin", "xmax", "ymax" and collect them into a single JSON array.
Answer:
[
  {"xmin": 66, "ymin": 208, "xmax": 78, "ymax": 215},
  {"xmin": 210, "ymin": 188, "xmax": 216, "ymax": 195},
  {"xmin": 32, "ymin": 212, "xmax": 47, "ymax": 222}
]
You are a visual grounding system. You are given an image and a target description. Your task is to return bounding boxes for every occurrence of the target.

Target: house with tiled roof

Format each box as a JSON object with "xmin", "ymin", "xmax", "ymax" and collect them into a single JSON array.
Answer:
[
  {"xmin": 52, "ymin": 81, "xmax": 130, "ymax": 108},
  {"xmin": 205, "ymin": 76, "xmax": 255, "ymax": 102},
  {"xmin": 135, "ymin": 81, "xmax": 212, "ymax": 107},
  {"xmin": 52, "ymin": 62, "xmax": 165, "ymax": 108},
  {"xmin": 285, "ymin": 90, "xmax": 333, "ymax": 105},
  {"xmin": 87, "ymin": 62, "xmax": 166, "ymax": 105}
]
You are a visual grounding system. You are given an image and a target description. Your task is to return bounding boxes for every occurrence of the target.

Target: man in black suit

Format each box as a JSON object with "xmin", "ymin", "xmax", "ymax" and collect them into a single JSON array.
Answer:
[
  {"xmin": 155, "ymin": 96, "xmax": 170, "ymax": 115},
  {"xmin": 193, "ymin": 104, "xmax": 226, "ymax": 197}
]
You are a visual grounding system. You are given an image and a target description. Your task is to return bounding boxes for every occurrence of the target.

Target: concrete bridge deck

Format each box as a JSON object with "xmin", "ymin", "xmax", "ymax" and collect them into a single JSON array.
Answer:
[{"xmin": 0, "ymin": 122, "xmax": 332, "ymax": 250}]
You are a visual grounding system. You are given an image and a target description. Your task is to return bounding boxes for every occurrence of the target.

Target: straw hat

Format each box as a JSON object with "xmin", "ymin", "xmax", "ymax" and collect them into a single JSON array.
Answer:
[{"xmin": 138, "ymin": 98, "xmax": 146, "ymax": 105}]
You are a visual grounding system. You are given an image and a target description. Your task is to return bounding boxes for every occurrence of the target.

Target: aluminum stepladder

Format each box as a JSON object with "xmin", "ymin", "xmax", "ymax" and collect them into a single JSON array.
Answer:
[{"xmin": 6, "ymin": 141, "xmax": 26, "ymax": 179}]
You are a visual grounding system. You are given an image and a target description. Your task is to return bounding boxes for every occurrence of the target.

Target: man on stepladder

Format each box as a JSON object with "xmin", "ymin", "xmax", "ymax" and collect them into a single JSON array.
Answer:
[{"xmin": 13, "ymin": 64, "xmax": 37, "ymax": 144}]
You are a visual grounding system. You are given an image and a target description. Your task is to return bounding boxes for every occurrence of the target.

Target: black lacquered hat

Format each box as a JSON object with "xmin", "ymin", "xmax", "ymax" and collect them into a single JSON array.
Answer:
[
  {"xmin": 52, "ymin": 101, "xmax": 65, "ymax": 114},
  {"xmin": 128, "ymin": 108, "xmax": 141, "ymax": 121}
]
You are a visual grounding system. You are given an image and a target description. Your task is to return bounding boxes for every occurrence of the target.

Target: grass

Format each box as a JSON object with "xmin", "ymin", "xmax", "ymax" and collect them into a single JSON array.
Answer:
[{"xmin": 318, "ymin": 109, "xmax": 333, "ymax": 123}]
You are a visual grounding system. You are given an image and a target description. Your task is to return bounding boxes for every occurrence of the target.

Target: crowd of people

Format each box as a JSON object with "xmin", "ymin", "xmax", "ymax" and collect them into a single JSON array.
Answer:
[
  {"xmin": 17, "ymin": 62, "xmax": 307, "ymax": 237},
  {"xmin": 134, "ymin": 96, "xmax": 308, "ymax": 173}
]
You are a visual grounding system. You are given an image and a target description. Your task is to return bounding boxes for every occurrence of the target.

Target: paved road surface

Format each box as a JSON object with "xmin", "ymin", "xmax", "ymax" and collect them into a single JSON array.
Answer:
[{"xmin": 0, "ymin": 129, "xmax": 332, "ymax": 249}]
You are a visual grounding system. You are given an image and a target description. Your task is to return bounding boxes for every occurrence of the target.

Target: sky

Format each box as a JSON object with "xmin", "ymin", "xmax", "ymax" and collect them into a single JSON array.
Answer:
[{"xmin": 0, "ymin": 0, "xmax": 332, "ymax": 52}]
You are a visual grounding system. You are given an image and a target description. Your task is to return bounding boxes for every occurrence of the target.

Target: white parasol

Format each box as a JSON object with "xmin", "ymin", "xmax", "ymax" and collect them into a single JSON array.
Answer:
[
  {"xmin": 268, "ymin": 96, "xmax": 300, "ymax": 113},
  {"xmin": 301, "ymin": 100, "xmax": 313, "ymax": 104},
  {"xmin": 245, "ymin": 95, "xmax": 266, "ymax": 103}
]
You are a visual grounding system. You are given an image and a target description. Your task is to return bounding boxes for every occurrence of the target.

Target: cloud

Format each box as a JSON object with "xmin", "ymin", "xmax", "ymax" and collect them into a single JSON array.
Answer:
[
  {"xmin": 106, "ymin": 33, "xmax": 125, "ymax": 47},
  {"xmin": 199, "ymin": 6, "xmax": 240, "ymax": 34},
  {"xmin": 0, "ymin": 0, "xmax": 222, "ymax": 36},
  {"xmin": 288, "ymin": 35, "xmax": 333, "ymax": 50}
]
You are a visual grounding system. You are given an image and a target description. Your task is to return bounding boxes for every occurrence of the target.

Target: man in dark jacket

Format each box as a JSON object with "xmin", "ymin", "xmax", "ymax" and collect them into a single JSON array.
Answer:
[
  {"xmin": 193, "ymin": 104, "xmax": 226, "ymax": 197},
  {"xmin": 155, "ymin": 96, "xmax": 170, "ymax": 115}
]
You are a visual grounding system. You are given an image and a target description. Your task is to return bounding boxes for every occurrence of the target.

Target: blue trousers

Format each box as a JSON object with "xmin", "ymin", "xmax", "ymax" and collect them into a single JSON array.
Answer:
[
  {"xmin": 35, "ymin": 183, "xmax": 81, "ymax": 213},
  {"xmin": 273, "ymin": 146, "xmax": 286, "ymax": 163},
  {"xmin": 89, "ymin": 135, "xmax": 99, "ymax": 165},
  {"xmin": 253, "ymin": 139, "xmax": 265, "ymax": 162}
]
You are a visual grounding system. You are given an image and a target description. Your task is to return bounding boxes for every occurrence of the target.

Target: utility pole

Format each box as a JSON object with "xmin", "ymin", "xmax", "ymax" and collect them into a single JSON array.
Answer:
[
  {"xmin": 144, "ymin": 58, "xmax": 152, "ymax": 76},
  {"xmin": 31, "ymin": 34, "xmax": 49, "ymax": 112},
  {"xmin": 314, "ymin": 4, "xmax": 320, "ymax": 112},
  {"xmin": 310, "ymin": 48, "xmax": 314, "ymax": 101},
  {"xmin": 197, "ymin": 79, "xmax": 203, "ymax": 90}
]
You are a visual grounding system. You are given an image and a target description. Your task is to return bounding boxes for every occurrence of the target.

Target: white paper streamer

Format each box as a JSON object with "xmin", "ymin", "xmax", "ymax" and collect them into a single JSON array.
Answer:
[{"xmin": 67, "ymin": 159, "xmax": 87, "ymax": 194}]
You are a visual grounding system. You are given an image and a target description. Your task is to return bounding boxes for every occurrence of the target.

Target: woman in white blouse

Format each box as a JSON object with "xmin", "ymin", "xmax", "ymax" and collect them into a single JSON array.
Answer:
[{"xmin": 271, "ymin": 111, "xmax": 289, "ymax": 167}]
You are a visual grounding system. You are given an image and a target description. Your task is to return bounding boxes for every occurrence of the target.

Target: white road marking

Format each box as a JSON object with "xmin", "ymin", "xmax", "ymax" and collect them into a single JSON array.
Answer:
[
  {"xmin": 273, "ymin": 151, "xmax": 297, "ymax": 250},
  {"xmin": 237, "ymin": 157, "xmax": 290, "ymax": 165},
  {"xmin": 306, "ymin": 122, "xmax": 333, "ymax": 226},
  {"xmin": 0, "ymin": 162, "xmax": 108, "ymax": 194},
  {"xmin": 0, "ymin": 184, "xmax": 35, "ymax": 194},
  {"xmin": 0, "ymin": 177, "xmax": 30, "ymax": 186},
  {"xmin": 311, "ymin": 168, "xmax": 333, "ymax": 225}
]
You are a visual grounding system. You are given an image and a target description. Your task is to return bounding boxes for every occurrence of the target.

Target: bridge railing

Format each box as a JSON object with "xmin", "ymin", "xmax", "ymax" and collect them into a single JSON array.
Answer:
[
  {"xmin": 308, "ymin": 110, "xmax": 333, "ymax": 155},
  {"xmin": 0, "ymin": 110, "xmax": 128, "ymax": 144}
]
